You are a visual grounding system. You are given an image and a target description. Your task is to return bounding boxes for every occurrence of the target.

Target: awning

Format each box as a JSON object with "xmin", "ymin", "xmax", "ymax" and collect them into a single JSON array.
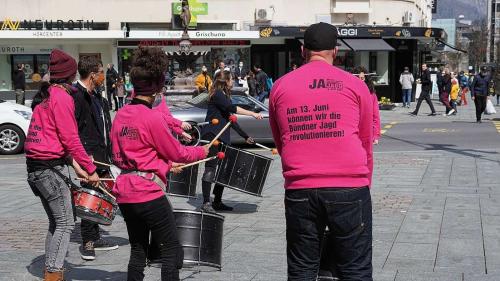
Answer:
[
  {"xmin": 342, "ymin": 39, "xmax": 395, "ymax": 51},
  {"xmin": 297, "ymin": 38, "xmax": 352, "ymax": 51}
]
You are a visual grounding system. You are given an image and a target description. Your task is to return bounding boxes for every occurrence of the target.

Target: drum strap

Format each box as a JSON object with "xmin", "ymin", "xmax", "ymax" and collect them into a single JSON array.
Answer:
[{"xmin": 120, "ymin": 170, "xmax": 166, "ymax": 192}]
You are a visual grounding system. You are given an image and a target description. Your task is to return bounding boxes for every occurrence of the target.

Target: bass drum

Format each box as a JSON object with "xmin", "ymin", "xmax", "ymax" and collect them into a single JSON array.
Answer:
[
  {"xmin": 167, "ymin": 164, "xmax": 198, "ymax": 198},
  {"xmin": 148, "ymin": 210, "xmax": 224, "ymax": 270}
]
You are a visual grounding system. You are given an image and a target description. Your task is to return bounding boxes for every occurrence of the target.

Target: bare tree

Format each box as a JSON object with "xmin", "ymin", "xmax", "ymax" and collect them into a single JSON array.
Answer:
[{"xmin": 468, "ymin": 19, "xmax": 488, "ymax": 69}]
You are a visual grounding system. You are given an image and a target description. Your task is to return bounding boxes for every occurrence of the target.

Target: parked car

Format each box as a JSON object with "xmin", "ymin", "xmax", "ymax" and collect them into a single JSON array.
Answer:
[
  {"xmin": 0, "ymin": 100, "xmax": 31, "ymax": 155},
  {"xmin": 169, "ymin": 90, "xmax": 273, "ymax": 144}
]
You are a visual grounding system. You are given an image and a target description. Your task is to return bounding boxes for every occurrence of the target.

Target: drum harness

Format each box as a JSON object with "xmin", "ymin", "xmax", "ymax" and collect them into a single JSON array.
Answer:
[{"xmin": 120, "ymin": 170, "xmax": 166, "ymax": 192}]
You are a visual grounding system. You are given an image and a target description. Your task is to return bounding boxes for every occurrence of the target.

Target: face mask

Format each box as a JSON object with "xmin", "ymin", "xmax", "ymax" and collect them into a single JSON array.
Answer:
[
  {"xmin": 239, "ymin": 63, "xmax": 243, "ymax": 67},
  {"xmin": 93, "ymin": 72, "xmax": 105, "ymax": 87}
]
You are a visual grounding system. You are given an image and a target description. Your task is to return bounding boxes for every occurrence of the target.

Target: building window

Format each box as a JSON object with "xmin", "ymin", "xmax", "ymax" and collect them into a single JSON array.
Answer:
[{"xmin": 11, "ymin": 54, "xmax": 49, "ymax": 90}]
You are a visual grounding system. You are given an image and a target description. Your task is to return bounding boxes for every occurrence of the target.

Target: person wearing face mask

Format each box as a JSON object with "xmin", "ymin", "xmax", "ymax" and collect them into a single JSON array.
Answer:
[
  {"xmin": 195, "ymin": 65, "xmax": 213, "ymax": 94},
  {"xmin": 72, "ymin": 56, "xmax": 119, "ymax": 261},
  {"xmin": 471, "ymin": 66, "xmax": 492, "ymax": 123},
  {"xmin": 234, "ymin": 61, "xmax": 247, "ymax": 87}
]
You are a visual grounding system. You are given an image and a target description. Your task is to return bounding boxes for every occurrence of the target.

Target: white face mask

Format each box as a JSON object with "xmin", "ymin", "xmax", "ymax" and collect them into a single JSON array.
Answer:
[{"xmin": 239, "ymin": 63, "xmax": 243, "ymax": 67}]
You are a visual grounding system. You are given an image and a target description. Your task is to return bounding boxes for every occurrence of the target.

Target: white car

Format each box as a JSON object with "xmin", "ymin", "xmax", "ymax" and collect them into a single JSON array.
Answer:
[{"xmin": 0, "ymin": 100, "xmax": 32, "ymax": 155}]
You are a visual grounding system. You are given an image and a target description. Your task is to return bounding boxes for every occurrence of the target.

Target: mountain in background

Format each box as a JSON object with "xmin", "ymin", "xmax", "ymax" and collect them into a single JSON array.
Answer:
[{"xmin": 434, "ymin": 0, "xmax": 488, "ymax": 21}]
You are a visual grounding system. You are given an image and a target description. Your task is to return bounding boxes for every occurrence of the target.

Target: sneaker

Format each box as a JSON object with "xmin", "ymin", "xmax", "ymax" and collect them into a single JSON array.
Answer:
[
  {"xmin": 212, "ymin": 201, "xmax": 234, "ymax": 211},
  {"xmin": 428, "ymin": 112, "xmax": 437, "ymax": 116},
  {"xmin": 81, "ymin": 241, "xmax": 95, "ymax": 261},
  {"xmin": 447, "ymin": 109, "xmax": 456, "ymax": 116},
  {"xmin": 200, "ymin": 202, "xmax": 216, "ymax": 213},
  {"xmin": 93, "ymin": 238, "xmax": 119, "ymax": 251}
]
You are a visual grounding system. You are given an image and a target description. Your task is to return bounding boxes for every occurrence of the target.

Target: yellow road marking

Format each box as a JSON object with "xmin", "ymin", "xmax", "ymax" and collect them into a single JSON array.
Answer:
[
  {"xmin": 493, "ymin": 121, "xmax": 500, "ymax": 134},
  {"xmin": 380, "ymin": 130, "xmax": 387, "ymax": 134},
  {"xmin": 380, "ymin": 122, "xmax": 397, "ymax": 135},
  {"xmin": 390, "ymin": 122, "xmax": 397, "ymax": 125},
  {"xmin": 384, "ymin": 125, "xmax": 393, "ymax": 129}
]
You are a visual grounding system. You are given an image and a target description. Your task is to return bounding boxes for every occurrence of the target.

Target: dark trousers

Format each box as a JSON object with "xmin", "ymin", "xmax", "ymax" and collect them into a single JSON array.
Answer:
[
  {"xmin": 106, "ymin": 86, "xmax": 114, "ymax": 110},
  {"xmin": 414, "ymin": 91, "xmax": 436, "ymax": 114},
  {"xmin": 118, "ymin": 97, "xmax": 124, "ymax": 109},
  {"xmin": 441, "ymin": 92, "xmax": 452, "ymax": 113},
  {"xmin": 201, "ymin": 133, "xmax": 224, "ymax": 203},
  {"xmin": 81, "ymin": 219, "xmax": 100, "ymax": 243},
  {"xmin": 474, "ymin": 95, "xmax": 488, "ymax": 121},
  {"xmin": 119, "ymin": 196, "xmax": 182, "ymax": 281},
  {"xmin": 113, "ymin": 95, "xmax": 119, "ymax": 111},
  {"xmin": 285, "ymin": 187, "xmax": 373, "ymax": 281}
]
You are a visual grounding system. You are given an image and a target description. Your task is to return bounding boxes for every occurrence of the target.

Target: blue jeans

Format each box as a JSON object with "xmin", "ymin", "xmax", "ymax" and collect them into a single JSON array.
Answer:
[
  {"xmin": 257, "ymin": 91, "xmax": 269, "ymax": 103},
  {"xmin": 402, "ymin": 89, "xmax": 412, "ymax": 106},
  {"xmin": 285, "ymin": 187, "xmax": 373, "ymax": 281},
  {"xmin": 27, "ymin": 165, "xmax": 75, "ymax": 272}
]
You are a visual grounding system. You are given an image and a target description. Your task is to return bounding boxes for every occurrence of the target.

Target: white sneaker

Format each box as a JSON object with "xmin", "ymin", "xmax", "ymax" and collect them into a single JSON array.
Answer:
[{"xmin": 447, "ymin": 109, "xmax": 456, "ymax": 116}]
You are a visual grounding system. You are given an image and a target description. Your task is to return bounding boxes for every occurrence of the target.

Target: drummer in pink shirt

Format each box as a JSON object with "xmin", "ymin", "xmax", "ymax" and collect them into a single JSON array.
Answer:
[
  {"xmin": 110, "ymin": 47, "xmax": 208, "ymax": 280},
  {"xmin": 269, "ymin": 23, "xmax": 374, "ymax": 280}
]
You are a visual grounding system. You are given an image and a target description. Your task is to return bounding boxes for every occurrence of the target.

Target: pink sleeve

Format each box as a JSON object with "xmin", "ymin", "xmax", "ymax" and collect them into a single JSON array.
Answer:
[
  {"xmin": 357, "ymin": 85, "xmax": 374, "ymax": 185},
  {"xmin": 269, "ymin": 82, "xmax": 282, "ymax": 154},
  {"xmin": 148, "ymin": 115, "xmax": 206, "ymax": 164},
  {"xmin": 156, "ymin": 97, "xmax": 184, "ymax": 135},
  {"xmin": 52, "ymin": 89, "xmax": 96, "ymax": 174},
  {"xmin": 372, "ymin": 94, "xmax": 381, "ymax": 141}
]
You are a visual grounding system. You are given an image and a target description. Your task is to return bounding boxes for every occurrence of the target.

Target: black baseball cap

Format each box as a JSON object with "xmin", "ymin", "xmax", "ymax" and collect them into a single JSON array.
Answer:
[{"xmin": 303, "ymin": 22, "xmax": 340, "ymax": 51}]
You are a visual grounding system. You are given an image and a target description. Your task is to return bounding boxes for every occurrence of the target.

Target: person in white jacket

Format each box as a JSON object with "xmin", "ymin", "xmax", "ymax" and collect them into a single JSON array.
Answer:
[{"xmin": 399, "ymin": 67, "xmax": 415, "ymax": 108}]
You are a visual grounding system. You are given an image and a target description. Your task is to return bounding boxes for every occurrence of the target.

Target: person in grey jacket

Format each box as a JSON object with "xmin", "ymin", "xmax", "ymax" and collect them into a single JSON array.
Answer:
[{"xmin": 399, "ymin": 67, "xmax": 414, "ymax": 108}]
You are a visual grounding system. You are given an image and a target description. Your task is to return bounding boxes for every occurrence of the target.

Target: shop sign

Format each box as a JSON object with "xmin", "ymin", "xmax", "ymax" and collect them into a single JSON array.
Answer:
[
  {"xmin": 118, "ymin": 40, "xmax": 251, "ymax": 48},
  {"xmin": 0, "ymin": 30, "xmax": 124, "ymax": 39},
  {"xmin": 0, "ymin": 46, "xmax": 53, "ymax": 54},
  {"xmin": 338, "ymin": 28, "xmax": 358, "ymax": 37},
  {"xmin": 431, "ymin": 0, "xmax": 438, "ymax": 14},
  {"xmin": 0, "ymin": 19, "xmax": 108, "ymax": 30},
  {"xmin": 172, "ymin": 0, "xmax": 208, "ymax": 27},
  {"xmin": 128, "ymin": 30, "xmax": 259, "ymax": 39}
]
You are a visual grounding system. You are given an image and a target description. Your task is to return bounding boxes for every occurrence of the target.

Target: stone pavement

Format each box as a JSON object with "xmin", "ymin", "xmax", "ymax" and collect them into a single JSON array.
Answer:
[{"xmin": 1, "ymin": 98, "xmax": 500, "ymax": 280}]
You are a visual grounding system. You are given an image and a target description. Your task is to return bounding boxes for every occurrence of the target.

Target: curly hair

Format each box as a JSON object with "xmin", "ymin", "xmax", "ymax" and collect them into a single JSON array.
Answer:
[{"xmin": 130, "ymin": 46, "xmax": 168, "ymax": 90}]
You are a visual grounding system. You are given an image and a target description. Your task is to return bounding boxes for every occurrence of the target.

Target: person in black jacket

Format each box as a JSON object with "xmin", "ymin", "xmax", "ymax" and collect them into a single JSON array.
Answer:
[
  {"xmin": 411, "ymin": 64, "xmax": 437, "ymax": 116},
  {"xmin": 13, "ymin": 64, "xmax": 26, "ymax": 105},
  {"xmin": 200, "ymin": 70, "xmax": 263, "ymax": 213},
  {"xmin": 471, "ymin": 66, "xmax": 492, "ymax": 123},
  {"xmin": 106, "ymin": 63, "xmax": 119, "ymax": 111},
  {"xmin": 73, "ymin": 56, "xmax": 118, "ymax": 261},
  {"xmin": 441, "ymin": 68, "xmax": 454, "ymax": 115},
  {"xmin": 254, "ymin": 64, "xmax": 270, "ymax": 102}
]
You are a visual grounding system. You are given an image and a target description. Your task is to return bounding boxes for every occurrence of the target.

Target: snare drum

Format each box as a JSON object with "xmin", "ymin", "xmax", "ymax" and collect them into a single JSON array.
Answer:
[
  {"xmin": 176, "ymin": 121, "xmax": 200, "ymax": 146},
  {"xmin": 167, "ymin": 164, "xmax": 198, "ymax": 198},
  {"xmin": 148, "ymin": 210, "xmax": 224, "ymax": 269},
  {"xmin": 73, "ymin": 187, "xmax": 117, "ymax": 225},
  {"xmin": 215, "ymin": 145, "xmax": 273, "ymax": 197}
]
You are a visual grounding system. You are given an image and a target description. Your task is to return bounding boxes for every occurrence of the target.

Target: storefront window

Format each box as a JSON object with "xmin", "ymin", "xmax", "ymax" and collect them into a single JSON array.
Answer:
[{"xmin": 12, "ymin": 54, "xmax": 50, "ymax": 90}]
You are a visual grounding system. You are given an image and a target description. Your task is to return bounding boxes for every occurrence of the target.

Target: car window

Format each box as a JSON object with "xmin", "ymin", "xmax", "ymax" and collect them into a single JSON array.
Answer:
[
  {"xmin": 231, "ymin": 95, "xmax": 261, "ymax": 111},
  {"xmin": 186, "ymin": 92, "xmax": 209, "ymax": 108}
]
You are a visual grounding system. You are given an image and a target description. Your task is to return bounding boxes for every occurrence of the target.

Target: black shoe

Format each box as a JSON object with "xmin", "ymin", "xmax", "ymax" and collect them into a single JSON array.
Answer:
[
  {"xmin": 200, "ymin": 202, "xmax": 216, "ymax": 213},
  {"xmin": 409, "ymin": 111, "xmax": 417, "ymax": 116},
  {"xmin": 81, "ymin": 241, "xmax": 96, "ymax": 261},
  {"xmin": 93, "ymin": 238, "xmax": 119, "ymax": 251},
  {"xmin": 212, "ymin": 201, "xmax": 233, "ymax": 211},
  {"xmin": 428, "ymin": 112, "xmax": 437, "ymax": 116},
  {"xmin": 477, "ymin": 120, "xmax": 482, "ymax": 123}
]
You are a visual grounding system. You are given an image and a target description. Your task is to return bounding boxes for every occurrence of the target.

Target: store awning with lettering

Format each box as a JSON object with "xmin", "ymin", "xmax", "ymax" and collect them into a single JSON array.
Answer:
[
  {"xmin": 0, "ymin": 30, "xmax": 124, "ymax": 39},
  {"xmin": 298, "ymin": 38, "xmax": 352, "ymax": 51},
  {"xmin": 342, "ymin": 39, "xmax": 395, "ymax": 51},
  {"xmin": 128, "ymin": 30, "xmax": 259, "ymax": 39}
]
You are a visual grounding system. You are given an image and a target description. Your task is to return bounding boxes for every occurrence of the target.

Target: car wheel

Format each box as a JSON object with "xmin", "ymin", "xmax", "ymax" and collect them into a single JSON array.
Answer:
[{"xmin": 0, "ymin": 124, "xmax": 25, "ymax": 155}]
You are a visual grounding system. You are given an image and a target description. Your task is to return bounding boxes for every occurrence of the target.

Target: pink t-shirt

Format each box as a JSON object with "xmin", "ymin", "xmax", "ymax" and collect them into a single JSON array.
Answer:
[
  {"xmin": 111, "ymin": 101, "xmax": 205, "ymax": 204},
  {"xmin": 269, "ymin": 60, "xmax": 374, "ymax": 189},
  {"xmin": 25, "ymin": 85, "xmax": 96, "ymax": 174}
]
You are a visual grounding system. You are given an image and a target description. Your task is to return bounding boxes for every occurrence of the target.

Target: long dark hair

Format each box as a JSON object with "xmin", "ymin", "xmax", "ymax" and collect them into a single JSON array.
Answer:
[
  {"xmin": 209, "ymin": 70, "xmax": 232, "ymax": 99},
  {"xmin": 31, "ymin": 78, "xmax": 74, "ymax": 110},
  {"xmin": 354, "ymin": 66, "xmax": 375, "ymax": 94}
]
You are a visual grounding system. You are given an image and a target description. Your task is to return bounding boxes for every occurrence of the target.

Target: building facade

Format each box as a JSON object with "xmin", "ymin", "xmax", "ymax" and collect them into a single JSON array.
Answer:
[
  {"xmin": 0, "ymin": 0, "xmax": 442, "ymax": 102},
  {"xmin": 487, "ymin": 0, "xmax": 500, "ymax": 63}
]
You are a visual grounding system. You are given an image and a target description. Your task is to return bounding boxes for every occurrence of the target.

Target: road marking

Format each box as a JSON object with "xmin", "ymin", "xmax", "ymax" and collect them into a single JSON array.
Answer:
[
  {"xmin": 423, "ymin": 128, "xmax": 459, "ymax": 133},
  {"xmin": 0, "ymin": 157, "xmax": 24, "ymax": 160},
  {"xmin": 493, "ymin": 121, "xmax": 500, "ymax": 134},
  {"xmin": 380, "ymin": 122, "xmax": 397, "ymax": 135}
]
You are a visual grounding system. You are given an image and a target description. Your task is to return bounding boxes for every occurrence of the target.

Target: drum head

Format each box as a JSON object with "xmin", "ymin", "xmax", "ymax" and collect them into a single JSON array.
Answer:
[
  {"xmin": 167, "ymin": 165, "xmax": 198, "ymax": 198},
  {"xmin": 110, "ymin": 165, "xmax": 121, "ymax": 179}
]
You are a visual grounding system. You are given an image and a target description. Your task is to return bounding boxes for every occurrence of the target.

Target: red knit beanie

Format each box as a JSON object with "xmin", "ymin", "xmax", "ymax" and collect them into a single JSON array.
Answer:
[{"xmin": 49, "ymin": 49, "xmax": 77, "ymax": 80}]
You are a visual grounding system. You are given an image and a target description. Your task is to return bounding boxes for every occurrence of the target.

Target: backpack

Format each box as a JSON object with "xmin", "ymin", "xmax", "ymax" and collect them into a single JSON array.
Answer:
[{"xmin": 266, "ymin": 77, "xmax": 273, "ymax": 92}]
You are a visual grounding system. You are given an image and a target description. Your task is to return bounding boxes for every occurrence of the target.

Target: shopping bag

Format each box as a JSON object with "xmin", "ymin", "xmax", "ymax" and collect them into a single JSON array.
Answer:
[
  {"xmin": 415, "ymin": 84, "xmax": 422, "ymax": 99},
  {"xmin": 485, "ymin": 99, "xmax": 497, "ymax": 114}
]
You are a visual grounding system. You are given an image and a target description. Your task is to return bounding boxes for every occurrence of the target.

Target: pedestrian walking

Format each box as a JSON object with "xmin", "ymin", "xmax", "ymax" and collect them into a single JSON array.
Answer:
[
  {"xmin": 110, "ymin": 46, "xmax": 208, "ymax": 281},
  {"xmin": 254, "ymin": 64, "xmax": 270, "ymax": 103},
  {"xmin": 194, "ymin": 65, "xmax": 212, "ymax": 94},
  {"xmin": 115, "ymin": 77, "xmax": 125, "ymax": 109},
  {"xmin": 234, "ymin": 61, "xmax": 247, "ymax": 87},
  {"xmin": 13, "ymin": 64, "xmax": 26, "ymax": 105},
  {"xmin": 214, "ymin": 61, "xmax": 225, "ymax": 77},
  {"xmin": 471, "ymin": 66, "xmax": 492, "ymax": 123},
  {"xmin": 106, "ymin": 63, "xmax": 118, "ymax": 111},
  {"xmin": 269, "ymin": 22, "xmax": 374, "ymax": 281},
  {"xmin": 73, "ymin": 56, "xmax": 119, "ymax": 261},
  {"xmin": 410, "ymin": 64, "xmax": 437, "ymax": 116},
  {"xmin": 25, "ymin": 49, "xmax": 100, "ymax": 281},
  {"xmin": 441, "ymin": 68, "xmax": 454, "ymax": 115},
  {"xmin": 449, "ymin": 76, "xmax": 459, "ymax": 115},
  {"xmin": 399, "ymin": 66, "xmax": 414, "ymax": 108},
  {"xmin": 246, "ymin": 70, "xmax": 258, "ymax": 97}
]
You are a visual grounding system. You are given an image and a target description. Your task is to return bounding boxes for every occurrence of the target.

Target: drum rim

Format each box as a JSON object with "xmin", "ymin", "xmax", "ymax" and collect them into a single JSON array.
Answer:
[
  {"xmin": 173, "ymin": 209, "xmax": 225, "ymax": 220},
  {"xmin": 76, "ymin": 187, "xmax": 116, "ymax": 202},
  {"xmin": 222, "ymin": 145, "xmax": 274, "ymax": 161},
  {"xmin": 213, "ymin": 182, "xmax": 263, "ymax": 197},
  {"xmin": 75, "ymin": 207, "xmax": 114, "ymax": 225}
]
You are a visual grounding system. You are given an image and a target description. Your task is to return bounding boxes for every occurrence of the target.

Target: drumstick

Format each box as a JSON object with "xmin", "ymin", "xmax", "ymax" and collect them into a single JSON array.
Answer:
[
  {"xmin": 198, "ymin": 139, "xmax": 220, "ymax": 146},
  {"xmin": 93, "ymin": 160, "xmax": 112, "ymax": 167},
  {"xmin": 178, "ymin": 152, "xmax": 225, "ymax": 169},
  {"xmin": 197, "ymin": 119, "xmax": 219, "ymax": 126},
  {"xmin": 74, "ymin": 178, "xmax": 117, "ymax": 201},
  {"xmin": 75, "ymin": 178, "xmax": 115, "ymax": 181},
  {"xmin": 255, "ymin": 143, "xmax": 279, "ymax": 155},
  {"xmin": 208, "ymin": 115, "xmax": 237, "ymax": 148}
]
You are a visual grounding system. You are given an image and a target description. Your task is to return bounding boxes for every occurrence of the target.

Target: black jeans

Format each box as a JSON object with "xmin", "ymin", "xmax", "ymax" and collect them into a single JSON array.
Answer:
[
  {"xmin": 81, "ymin": 219, "xmax": 100, "ymax": 243},
  {"xmin": 474, "ymin": 95, "xmax": 487, "ymax": 121},
  {"xmin": 414, "ymin": 91, "xmax": 436, "ymax": 115},
  {"xmin": 119, "ymin": 196, "xmax": 183, "ymax": 281},
  {"xmin": 201, "ymin": 133, "xmax": 224, "ymax": 203},
  {"xmin": 285, "ymin": 187, "xmax": 373, "ymax": 281}
]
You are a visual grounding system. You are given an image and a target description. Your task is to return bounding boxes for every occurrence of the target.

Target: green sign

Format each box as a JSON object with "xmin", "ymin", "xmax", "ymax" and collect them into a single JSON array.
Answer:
[{"xmin": 172, "ymin": 0, "xmax": 208, "ymax": 27}]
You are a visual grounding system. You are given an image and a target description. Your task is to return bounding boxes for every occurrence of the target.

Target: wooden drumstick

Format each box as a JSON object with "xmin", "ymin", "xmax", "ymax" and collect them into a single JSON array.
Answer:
[
  {"xmin": 255, "ymin": 143, "xmax": 279, "ymax": 155},
  {"xmin": 75, "ymin": 177, "xmax": 115, "ymax": 181},
  {"xmin": 74, "ymin": 178, "xmax": 117, "ymax": 200},
  {"xmin": 208, "ymin": 115, "xmax": 237, "ymax": 148},
  {"xmin": 93, "ymin": 160, "xmax": 112, "ymax": 167},
  {"xmin": 197, "ymin": 118, "xmax": 219, "ymax": 127},
  {"xmin": 199, "ymin": 139, "xmax": 221, "ymax": 146},
  {"xmin": 178, "ymin": 152, "xmax": 225, "ymax": 169}
]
